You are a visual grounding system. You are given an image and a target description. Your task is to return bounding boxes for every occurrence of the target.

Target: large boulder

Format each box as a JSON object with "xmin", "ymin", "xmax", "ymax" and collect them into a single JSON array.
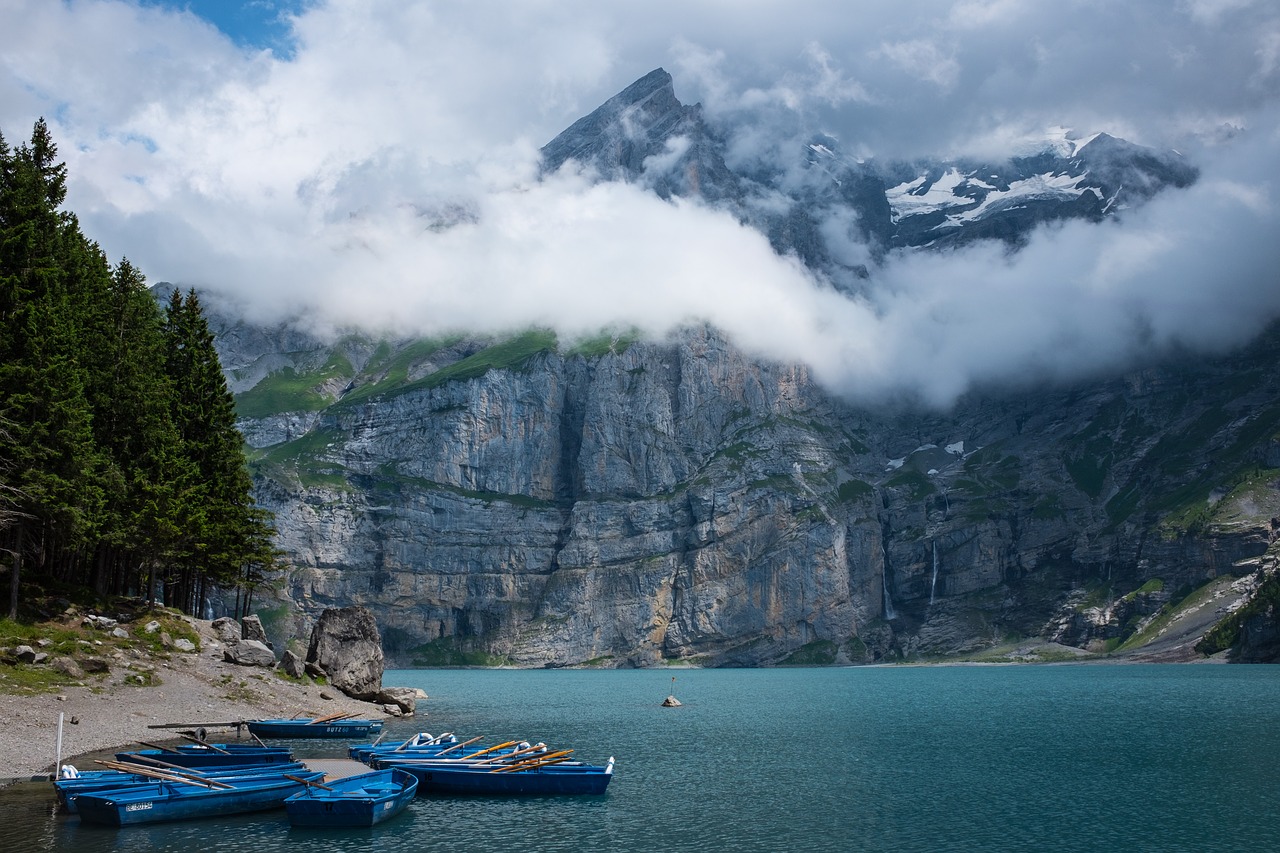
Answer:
[
  {"xmin": 374, "ymin": 686, "xmax": 418, "ymax": 715},
  {"xmin": 279, "ymin": 649, "xmax": 306, "ymax": 679},
  {"xmin": 210, "ymin": 616, "xmax": 241, "ymax": 644},
  {"xmin": 223, "ymin": 639, "xmax": 276, "ymax": 667},
  {"xmin": 51, "ymin": 656, "xmax": 85, "ymax": 679},
  {"xmin": 306, "ymin": 607, "xmax": 384, "ymax": 700},
  {"xmin": 242, "ymin": 614, "xmax": 271, "ymax": 647}
]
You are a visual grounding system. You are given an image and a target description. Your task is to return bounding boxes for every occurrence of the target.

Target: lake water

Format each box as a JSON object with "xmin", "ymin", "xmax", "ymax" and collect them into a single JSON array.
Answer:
[{"xmin": 2, "ymin": 664, "xmax": 1279, "ymax": 852}]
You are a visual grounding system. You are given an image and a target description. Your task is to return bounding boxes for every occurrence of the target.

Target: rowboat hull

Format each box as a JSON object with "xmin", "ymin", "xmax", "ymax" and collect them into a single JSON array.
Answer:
[
  {"xmin": 284, "ymin": 769, "xmax": 417, "ymax": 828},
  {"xmin": 395, "ymin": 759, "xmax": 614, "ymax": 796},
  {"xmin": 74, "ymin": 772, "xmax": 326, "ymax": 826},
  {"xmin": 247, "ymin": 718, "xmax": 383, "ymax": 739},
  {"xmin": 56, "ymin": 762, "xmax": 307, "ymax": 812}
]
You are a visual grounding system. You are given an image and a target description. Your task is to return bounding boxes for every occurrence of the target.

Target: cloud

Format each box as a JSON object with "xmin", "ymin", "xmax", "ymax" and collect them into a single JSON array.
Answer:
[
  {"xmin": 1, "ymin": 0, "xmax": 1278, "ymax": 407},
  {"xmin": 874, "ymin": 39, "xmax": 960, "ymax": 90}
]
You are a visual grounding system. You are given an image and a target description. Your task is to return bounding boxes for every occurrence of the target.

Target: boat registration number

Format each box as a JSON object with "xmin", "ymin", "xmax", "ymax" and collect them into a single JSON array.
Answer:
[{"xmin": 125, "ymin": 802, "xmax": 154, "ymax": 812}]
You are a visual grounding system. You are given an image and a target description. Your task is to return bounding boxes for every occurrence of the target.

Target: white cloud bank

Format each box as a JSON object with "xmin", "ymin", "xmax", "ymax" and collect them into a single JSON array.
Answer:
[{"xmin": 2, "ymin": 0, "xmax": 1279, "ymax": 406}]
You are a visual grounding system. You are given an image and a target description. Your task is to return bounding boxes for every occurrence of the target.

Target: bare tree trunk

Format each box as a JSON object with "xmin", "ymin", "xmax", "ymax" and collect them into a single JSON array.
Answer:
[{"xmin": 8, "ymin": 523, "xmax": 23, "ymax": 620}]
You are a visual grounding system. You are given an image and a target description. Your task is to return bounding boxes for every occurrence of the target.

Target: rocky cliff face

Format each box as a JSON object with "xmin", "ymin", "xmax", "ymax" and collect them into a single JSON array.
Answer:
[
  {"xmin": 215, "ymin": 306, "xmax": 1280, "ymax": 666},
  {"xmin": 207, "ymin": 70, "xmax": 1275, "ymax": 666}
]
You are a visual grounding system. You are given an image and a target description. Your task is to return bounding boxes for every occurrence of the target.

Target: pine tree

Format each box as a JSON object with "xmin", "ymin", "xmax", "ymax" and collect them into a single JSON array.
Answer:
[
  {"xmin": 0, "ymin": 119, "xmax": 277, "ymax": 616},
  {"xmin": 162, "ymin": 288, "xmax": 275, "ymax": 613},
  {"xmin": 0, "ymin": 120, "xmax": 104, "ymax": 616}
]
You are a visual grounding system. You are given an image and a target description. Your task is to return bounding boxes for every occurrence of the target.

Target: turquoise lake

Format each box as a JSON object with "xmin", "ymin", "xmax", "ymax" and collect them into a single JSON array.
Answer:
[{"xmin": 2, "ymin": 664, "xmax": 1278, "ymax": 851}]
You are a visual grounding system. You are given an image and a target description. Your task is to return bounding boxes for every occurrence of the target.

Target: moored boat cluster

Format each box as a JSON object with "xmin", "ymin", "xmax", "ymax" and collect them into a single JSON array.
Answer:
[
  {"xmin": 52, "ymin": 716, "xmax": 615, "ymax": 829},
  {"xmin": 354, "ymin": 731, "xmax": 616, "ymax": 797}
]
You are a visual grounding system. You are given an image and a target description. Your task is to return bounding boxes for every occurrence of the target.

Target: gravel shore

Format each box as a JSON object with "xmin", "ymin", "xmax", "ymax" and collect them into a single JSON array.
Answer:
[{"xmin": 0, "ymin": 617, "xmax": 385, "ymax": 782}]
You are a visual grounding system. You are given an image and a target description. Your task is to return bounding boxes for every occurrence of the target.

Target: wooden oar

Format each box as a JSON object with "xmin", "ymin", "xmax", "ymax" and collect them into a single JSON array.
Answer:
[
  {"xmin": 386, "ymin": 738, "xmax": 520, "ymax": 766},
  {"xmin": 94, "ymin": 759, "xmax": 234, "ymax": 789},
  {"xmin": 453, "ymin": 740, "xmax": 518, "ymax": 760},
  {"xmin": 135, "ymin": 740, "xmax": 181, "ymax": 754},
  {"xmin": 491, "ymin": 749, "xmax": 573, "ymax": 772},
  {"xmin": 432, "ymin": 735, "xmax": 483, "ymax": 756},
  {"xmin": 494, "ymin": 756, "xmax": 575, "ymax": 773},
  {"xmin": 471, "ymin": 742, "xmax": 547, "ymax": 765},
  {"xmin": 123, "ymin": 752, "xmax": 216, "ymax": 775},
  {"xmin": 180, "ymin": 734, "xmax": 230, "ymax": 753},
  {"xmin": 306, "ymin": 711, "xmax": 356, "ymax": 725},
  {"xmin": 249, "ymin": 731, "xmax": 269, "ymax": 749},
  {"xmin": 284, "ymin": 774, "xmax": 334, "ymax": 791}
]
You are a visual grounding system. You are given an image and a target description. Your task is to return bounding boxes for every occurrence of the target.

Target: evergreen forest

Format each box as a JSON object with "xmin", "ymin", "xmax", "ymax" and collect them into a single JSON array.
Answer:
[{"xmin": 0, "ymin": 119, "xmax": 277, "ymax": 621}]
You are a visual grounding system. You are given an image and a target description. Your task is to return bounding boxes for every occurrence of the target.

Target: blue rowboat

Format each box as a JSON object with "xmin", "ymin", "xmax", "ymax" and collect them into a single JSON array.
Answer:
[
  {"xmin": 56, "ymin": 762, "xmax": 307, "ymax": 812},
  {"xmin": 284, "ymin": 769, "xmax": 417, "ymax": 828},
  {"xmin": 73, "ymin": 770, "xmax": 327, "ymax": 825},
  {"xmin": 396, "ymin": 757, "xmax": 614, "ymax": 796},
  {"xmin": 115, "ymin": 744, "xmax": 294, "ymax": 767},
  {"xmin": 247, "ymin": 717, "xmax": 383, "ymax": 739}
]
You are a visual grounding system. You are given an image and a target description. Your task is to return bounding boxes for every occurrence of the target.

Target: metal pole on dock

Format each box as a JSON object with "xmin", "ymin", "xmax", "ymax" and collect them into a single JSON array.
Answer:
[{"xmin": 55, "ymin": 712, "xmax": 64, "ymax": 778}]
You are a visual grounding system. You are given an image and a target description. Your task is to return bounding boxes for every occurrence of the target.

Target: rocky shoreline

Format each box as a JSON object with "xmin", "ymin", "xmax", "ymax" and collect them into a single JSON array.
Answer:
[{"xmin": 0, "ymin": 615, "xmax": 390, "ymax": 783}]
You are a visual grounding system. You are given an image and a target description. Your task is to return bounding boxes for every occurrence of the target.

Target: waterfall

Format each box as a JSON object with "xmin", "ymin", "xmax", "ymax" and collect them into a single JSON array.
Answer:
[
  {"xmin": 881, "ymin": 542, "xmax": 897, "ymax": 620},
  {"xmin": 929, "ymin": 540, "xmax": 939, "ymax": 606}
]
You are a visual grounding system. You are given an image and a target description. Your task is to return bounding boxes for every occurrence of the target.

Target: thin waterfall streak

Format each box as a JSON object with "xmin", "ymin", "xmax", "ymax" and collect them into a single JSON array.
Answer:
[
  {"xmin": 930, "ymin": 540, "xmax": 939, "ymax": 606},
  {"xmin": 881, "ymin": 542, "xmax": 897, "ymax": 620}
]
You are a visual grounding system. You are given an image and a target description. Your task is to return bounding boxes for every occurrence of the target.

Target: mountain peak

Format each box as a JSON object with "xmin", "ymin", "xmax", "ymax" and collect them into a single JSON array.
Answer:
[{"xmin": 539, "ymin": 68, "xmax": 689, "ymax": 179}]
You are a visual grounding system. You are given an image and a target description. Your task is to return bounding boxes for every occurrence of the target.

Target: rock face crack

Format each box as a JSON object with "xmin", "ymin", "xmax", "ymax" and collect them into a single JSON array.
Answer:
[{"xmin": 548, "ymin": 364, "xmax": 588, "ymax": 574}]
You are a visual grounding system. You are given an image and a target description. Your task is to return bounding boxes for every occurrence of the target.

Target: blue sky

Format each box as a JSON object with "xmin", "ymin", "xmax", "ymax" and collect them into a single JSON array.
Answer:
[
  {"xmin": 2, "ymin": 0, "xmax": 1278, "ymax": 403},
  {"xmin": 143, "ymin": 0, "xmax": 310, "ymax": 53}
]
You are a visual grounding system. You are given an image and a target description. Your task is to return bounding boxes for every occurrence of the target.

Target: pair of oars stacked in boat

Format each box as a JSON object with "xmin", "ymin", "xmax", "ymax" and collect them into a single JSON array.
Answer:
[{"xmin": 376, "ymin": 736, "xmax": 578, "ymax": 773}]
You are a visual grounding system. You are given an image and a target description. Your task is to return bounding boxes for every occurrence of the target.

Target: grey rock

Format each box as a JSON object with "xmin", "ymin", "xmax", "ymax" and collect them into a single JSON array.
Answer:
[
  {"xmin": 51, "ymin": 657, "xmax": 85, "ymax": 679},
  {"xmin": 30, "ymin": 652, "xmax": 49, "ymax": 666},
  {"xmin": 14, "ymin": 645, "xmax": 37, "ymax": 663},
  {"xmin": 211, "ymin": 617, "xmax": 241, "ymax": 644},
  {"xmin": 373, "ymin": 686, "xmax": 417, "ymax": 715},
  {"xmin": 144, "ymin": 620, "xmax": 161, "ymax": 633},
  {"xmin": 306, "ymin": 607, "xmax": 384, "ymax": 700},
  {"xmin": 279, "ymin": 649, "xmax": 306, "ymax": 679},
  {"xmin": 223, "ymin": 639, "xmax": 276, "ymax": 667},
  {"xmin": 111, "ymin": 627, "xmax": 129, "ymax": 639},
  {"xmin": 173, "ymin": 638, "xmax": 197, "ymax": 653},
  {"xmin": 78, "ymin": 656, "xmax": 110, "ymax": 673},
  {"xmin": 241, "ymin": 614, "xmax": 270, "ymax": 646}
]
